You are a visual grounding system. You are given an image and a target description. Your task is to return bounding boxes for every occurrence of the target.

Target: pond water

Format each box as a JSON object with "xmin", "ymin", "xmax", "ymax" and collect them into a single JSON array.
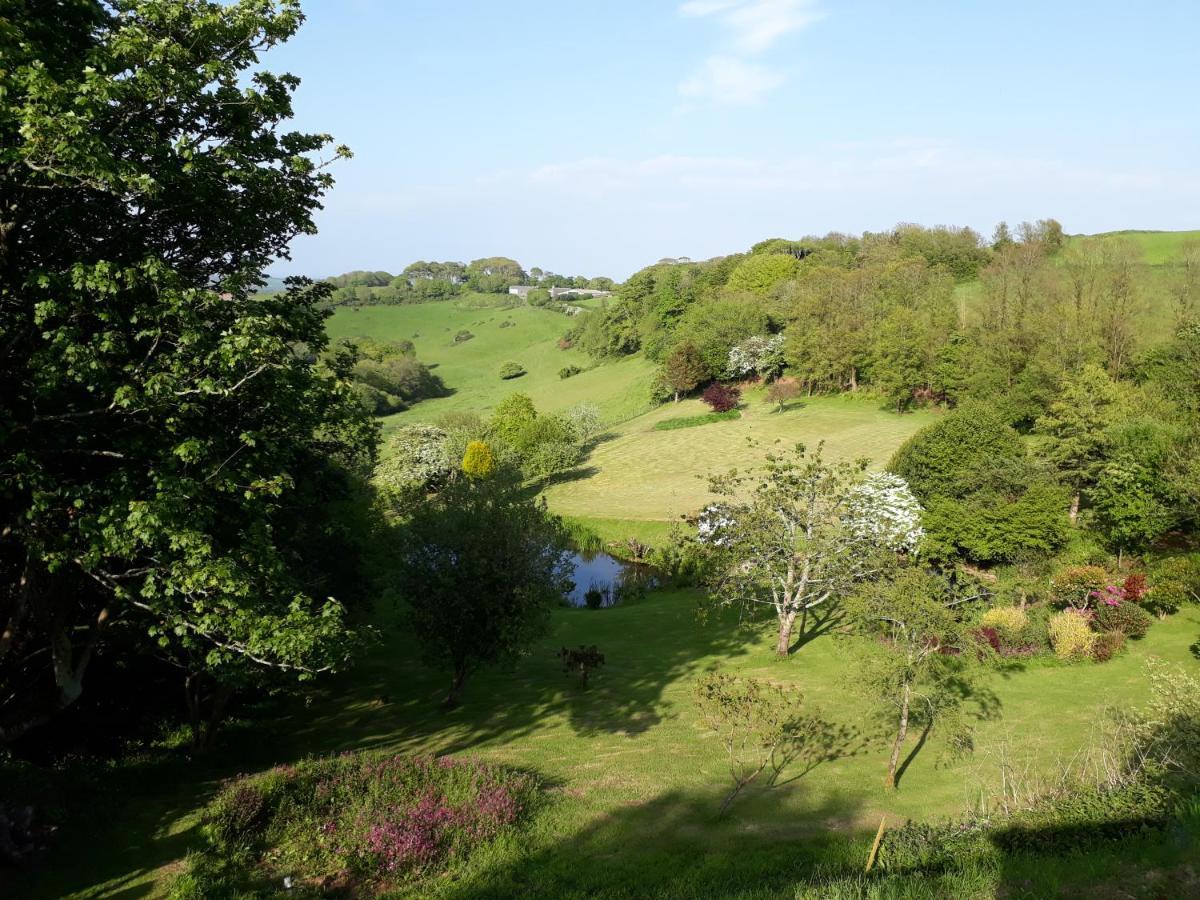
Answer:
[{"xmin": 563, "ymin": 550, "xmax": 658, "ymax": 608}]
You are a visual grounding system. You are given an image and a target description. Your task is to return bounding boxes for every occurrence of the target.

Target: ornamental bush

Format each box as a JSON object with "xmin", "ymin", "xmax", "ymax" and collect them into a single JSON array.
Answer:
[
  {"xmin": 1050, "ymin": 565, "xmax": 1110, "ymax": 610},
  {"xmin": 461, "ymin": 440, "xmax": 496, "ymax": 479},
  {"xmin": 1092, "ymin": 630, "xmax": 1127, "ymax": 662},
  {"xmin": 701, "ymin": 383, "xmax": 741, "ymax": 413},
  {"xmin": 1146, "ymin": 555, "xmax": 1200, "ymax": 616},
  {"xmin": 1048, "ymin": 610, "xmax": 1097, "ymax": 660},
  {"xmin": 177, "ymin": 753, "xmax": 538, "ymax": 895},
  {"xmin": 1094, "ymin": 601, "xmax": 1152, "ymax": 639},
  {"xmin": 980, "ymin": 606, "xmax": 1028, "ymax": 639}
]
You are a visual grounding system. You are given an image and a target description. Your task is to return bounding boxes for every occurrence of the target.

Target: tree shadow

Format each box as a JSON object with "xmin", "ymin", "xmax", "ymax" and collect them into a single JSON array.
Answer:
[
  {"xmin": 276, "ymin": 593, "xmax": 760, "ymax": 755},
  {"xmin": 788, "ymin": 605, "xmax": 845, "ymax": 653},
  {"xmin": 892, "ymin": 720, "xmax": 933, "ymax": 789},
  {"xmin": 446, "ymin": 783, "xmax": 872, "ymax": 899}
]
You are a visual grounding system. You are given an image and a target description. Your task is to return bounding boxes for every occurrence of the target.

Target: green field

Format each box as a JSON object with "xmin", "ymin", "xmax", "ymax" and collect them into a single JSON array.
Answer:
[
  {"xmin": 1073, "ymin": 228, "xmax": 1200, "ymax": 265},
  {"xmin": 543, "ymin": 390, "xmax": 939, "ymax": 523},
  {"xmin": 21, "ymin": 591, "xmax": 1200, "ymax": 898},
  {"xmin": 326, "ymin": 298, "xmax": 656, "ymax": 431}
]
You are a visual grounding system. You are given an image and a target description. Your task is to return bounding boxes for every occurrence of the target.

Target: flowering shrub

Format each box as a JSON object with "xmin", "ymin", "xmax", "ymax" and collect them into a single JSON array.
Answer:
[
  {"xmin": 184, "ymin": 752, "xmax": 538, "ymax": 894},
  {"xmin": 701, "ymin": 383, "xmax": 741, "ymax": 413},
  {"xmin": 842, "ymin": 473, "xmax": 924, "ymax": 554},
  {"xmin": 1089, "ymin": 585, "xmax": 1125, "ymax": 607},
  {"xmin": 1093, "ymin": 601, "xmax": 1152, "ymax": 639},
  {"xmin": 726, "ymin": 334, "xmax": 785, "ymax": 380},
  {"xmin": 1048, "ymin": 610, "xmax": 1097, "ymax": 660}
]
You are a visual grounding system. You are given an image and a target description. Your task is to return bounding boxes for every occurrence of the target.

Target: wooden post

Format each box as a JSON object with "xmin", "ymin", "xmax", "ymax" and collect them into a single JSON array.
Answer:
[{"xmin": 865, "ymin": 815, "xmax": 887, "ymax": 873}]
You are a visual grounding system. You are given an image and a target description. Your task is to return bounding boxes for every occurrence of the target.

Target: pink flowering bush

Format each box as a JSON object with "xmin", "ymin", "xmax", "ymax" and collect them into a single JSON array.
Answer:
[{"xmin": 187, "ymin": 752, "xmax": 538, "ymax": 893}]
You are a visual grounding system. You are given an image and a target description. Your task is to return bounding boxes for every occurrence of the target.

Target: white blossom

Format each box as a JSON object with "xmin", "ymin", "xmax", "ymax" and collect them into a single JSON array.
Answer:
[
  {"xmin": 843, "ymin": 473, "xmax": 924, "ymax": 553},
  {"xmin": 697, "ymin": 503, "xmax": 737, "ymax": 547},
  {"xmin": 726, "ymin": 334, "xmax": 785, "ymax": 379}
]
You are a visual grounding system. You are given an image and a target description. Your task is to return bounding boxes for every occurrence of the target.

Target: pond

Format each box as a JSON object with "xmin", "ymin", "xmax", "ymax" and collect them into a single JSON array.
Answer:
[{"xmin": 563, "ymin": 550, "xmax": 658, "ymax": 608}]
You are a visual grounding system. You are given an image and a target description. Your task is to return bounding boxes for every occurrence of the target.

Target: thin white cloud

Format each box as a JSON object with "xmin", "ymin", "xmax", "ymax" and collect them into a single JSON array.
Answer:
[
  {"xmin": 678, "ymin": 56, "xmax": 784, "ymax": 105},
  {"xmin": 677, "ymin": 0, "xmax": 822, "ymax": 104},
  {"xmin": 680, "ymin": 0, "xmax": 822, "ymax": 54}
]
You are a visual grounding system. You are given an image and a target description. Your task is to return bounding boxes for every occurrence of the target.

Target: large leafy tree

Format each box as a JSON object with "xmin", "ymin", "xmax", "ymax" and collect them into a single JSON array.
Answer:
[
  {"xmin": 0, "ymin": 0, "xmax": 375, "ymax": 743},
  {"xmin": 398, "ymin": 471, "xmax": 571, "ymax": 707},
  {"xmin": 1035, "ymin": 364, "xmax": 1120, "ymax": 523},
  {"xmin": 699, "ymin": 444, "xmax": 923, "ymax": 657}
]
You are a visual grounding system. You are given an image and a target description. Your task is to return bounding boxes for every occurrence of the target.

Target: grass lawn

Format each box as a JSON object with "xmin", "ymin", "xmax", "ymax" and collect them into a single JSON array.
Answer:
[
  {"xmin": 18, "ymin": 592, "xmax": 1200, "ymax": 898},
  {"xmin": 325, "ymin": 299, "xmax": 656, "ymax": 432},
  {"xmin": 542, "ymin": 391, "xmax": 939, "ymax": 524}
]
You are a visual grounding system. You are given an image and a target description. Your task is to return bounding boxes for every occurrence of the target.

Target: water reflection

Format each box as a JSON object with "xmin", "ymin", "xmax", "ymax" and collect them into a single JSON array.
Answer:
[{"xmin": 564, "ymin": 550, "xmax": 658, "ymax": 608}]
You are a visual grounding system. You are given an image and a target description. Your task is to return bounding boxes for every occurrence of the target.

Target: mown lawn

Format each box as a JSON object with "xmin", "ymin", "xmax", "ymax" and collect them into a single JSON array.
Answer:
[
  {"xmin": 325, "ymin": 299, "xmax": 656, "ymax": 431},
  {"xmin": 542, "ymin": 391, "xmax": 939, "ymax": 523},
  {"xmin": 18, "ymin": 590, "xmax": 1200, "ymax": 898}
]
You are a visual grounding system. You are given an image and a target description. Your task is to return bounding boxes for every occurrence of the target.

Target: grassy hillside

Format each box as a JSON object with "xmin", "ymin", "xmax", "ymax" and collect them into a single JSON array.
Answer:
[
  {"xmin": 543, "ymin": 390, "xmax": 938, "ymax": 523},
  {"xmin": 22, "ymin": 592, "xmax": 1200, "ymax": 898},
  {"xmin": 1071, "ymin": 228, "xmax": 1200, "ymax": 264},
  {"xmin": 326, "ymin": 298, "xmax": 656, "ymax": 431}
]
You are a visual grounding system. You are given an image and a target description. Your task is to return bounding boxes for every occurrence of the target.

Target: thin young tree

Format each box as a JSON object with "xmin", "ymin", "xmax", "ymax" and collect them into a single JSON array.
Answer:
[{"xmin": 846, "ymin": 567, "xmax": 979, "ymax": 789}]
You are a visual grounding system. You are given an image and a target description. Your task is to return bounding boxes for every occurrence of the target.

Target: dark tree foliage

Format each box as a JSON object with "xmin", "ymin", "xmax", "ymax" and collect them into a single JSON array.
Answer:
[
  {"xmin": 0, "ymin": 0, "xmax": 378, "ymax": 744},
  {"xmin": 702, "ymin": 384, "xmax": 742, "ymax": 413},
  {"xmin": 890, "ymin": 406, "xmax": 1068, "ymax": 563},
  {"xmin": 399, "ymin": 473, "xmax": 571, "ymax": 707}
]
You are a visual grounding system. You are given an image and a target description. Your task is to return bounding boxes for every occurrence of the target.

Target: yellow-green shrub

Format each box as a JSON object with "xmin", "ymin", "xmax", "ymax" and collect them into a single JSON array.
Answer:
[
  {"xmin": 980, "ymin": 606, "xmax": 1028, "ymax": 638},
  {"xmin": 1048, "ymin": 610, "xmax": 1096, "ymax": 660}
]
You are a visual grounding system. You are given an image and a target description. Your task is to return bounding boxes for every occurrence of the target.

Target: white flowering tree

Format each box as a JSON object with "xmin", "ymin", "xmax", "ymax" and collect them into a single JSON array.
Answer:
[
  {"xmin": 374, "ymin": 424, "xmax": 454, "ymax": 511},
  {"xmin": 726, "ymin": 334, "xmax": 786, "ymax": 381},
  {"xmin": 700, "ymin": 444, "xmax": 923, "ymax": 656}
]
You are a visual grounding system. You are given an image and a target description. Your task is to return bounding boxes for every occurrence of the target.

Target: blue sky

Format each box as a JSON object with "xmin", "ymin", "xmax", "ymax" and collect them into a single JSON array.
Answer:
[{"xmin": 266, "ymin": 0, "xmax": 1200, "ymax": 279}]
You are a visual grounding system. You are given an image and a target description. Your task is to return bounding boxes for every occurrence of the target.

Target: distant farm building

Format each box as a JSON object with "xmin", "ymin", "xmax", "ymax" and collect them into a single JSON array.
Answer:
[{"xmin": 508, "ymin": 285, "xmax": 614, "ymax": 300}]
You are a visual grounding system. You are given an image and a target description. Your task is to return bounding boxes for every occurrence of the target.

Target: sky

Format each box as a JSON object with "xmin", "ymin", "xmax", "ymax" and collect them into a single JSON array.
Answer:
[{"xmin": 264, "ymin": 0, "xmax": 1200, "ymax": 280}]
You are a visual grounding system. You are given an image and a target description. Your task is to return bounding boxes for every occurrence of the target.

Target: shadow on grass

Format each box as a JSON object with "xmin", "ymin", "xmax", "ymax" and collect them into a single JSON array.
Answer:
[
  {"xmin": 280, "ymin": 592, "xmax": 761, "ymax": 756},
  {"xmin": 448, "ymin": 783, "xmax": 873, "ymax": 899},
  {"xmin": 787, "ymin": 605, "xmax": 846, "ymax": 653}
]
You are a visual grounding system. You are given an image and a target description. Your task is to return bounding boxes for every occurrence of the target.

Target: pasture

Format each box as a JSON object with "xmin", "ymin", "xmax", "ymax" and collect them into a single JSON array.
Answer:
[
  {"xmin": 326, "ymin": 299, "xmax": 656, "ymax": 430},
  {"xmin": 543, "ymin": 390, "xmax": 939, "ymax": 523}
]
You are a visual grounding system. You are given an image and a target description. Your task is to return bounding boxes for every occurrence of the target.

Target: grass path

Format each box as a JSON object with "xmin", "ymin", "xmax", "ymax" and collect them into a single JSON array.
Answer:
[{"xmin": 20, "ymin": 592, "xmax": 1200, "ymax": 898}]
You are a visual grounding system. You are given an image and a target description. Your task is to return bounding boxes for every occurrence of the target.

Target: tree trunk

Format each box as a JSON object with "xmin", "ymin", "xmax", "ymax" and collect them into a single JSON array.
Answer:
[
  {"xmin": 673, "ymin": 389, "xmax": 680, "ymax": 403},
  {"xmin": 443, "ymin": 665, "xmax": 468, "ymax": 708},
  {"xmin": 775, "ymin": 611, "xmax": 797, "ymax": 657},
  {"xmin": 1069, "ymin": 493, "xmax": 1080, "ymax": 525},
  {"xmin": 885, "ymin": 682, "xmax": 912, "ymax": 790},
  {"xmin": 849, "ymin": 367, "xmax": 858, "ymax": 391}
]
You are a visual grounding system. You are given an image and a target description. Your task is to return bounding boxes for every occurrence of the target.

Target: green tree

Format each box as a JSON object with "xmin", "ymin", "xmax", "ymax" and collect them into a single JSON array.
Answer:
[
  {"xmin": 1035, "ymin": 364, "xmax": 1121, "ymax": 523},
  {"xmin": 725, "ymin": 253, "xmax": 801, "ymax": 295},
  {"xmin": 659, "ymin": 342, "xmax": 709, "ymax": 402},
  {"xmin": 873, "ymin": 307, "xmax": 927, "ymax": 413},
  {"xmin": 0, "ymin": 0, "xmax": 373, "ymax": 743},
  {"xmin": 846, "ymin": 567, "xmax": 979, "ymax": 789},
  {"xmin": 699, "ymin": 445, "xmax": 922, "ymax": 656},
  {"xmin": 488, "ymin": 393, "xmax": 538, "ymax": 446},
  {"xmin": 399, "ymin": 474, "xmax": 570, "ymax": 706},
  {"xmin": 888, "ymin": 404, "xmax": 1026, "ymax": 501},
  {"xmin": 461, "ymin": 440, "xmax": 496, "ymax": 479}
]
